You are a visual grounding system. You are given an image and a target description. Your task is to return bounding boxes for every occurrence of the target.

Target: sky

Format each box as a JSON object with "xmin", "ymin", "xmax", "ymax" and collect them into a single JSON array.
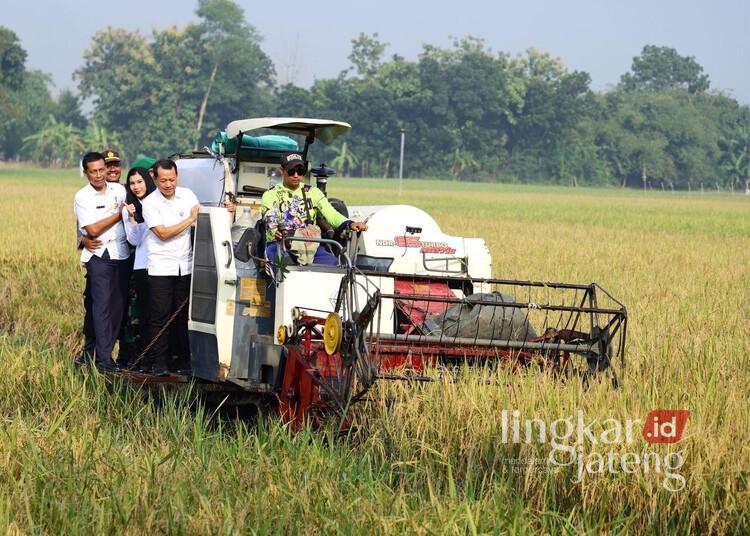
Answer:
[{"xmin": 3, "ymin": 0, "xmax": 749, "ymax": 103}]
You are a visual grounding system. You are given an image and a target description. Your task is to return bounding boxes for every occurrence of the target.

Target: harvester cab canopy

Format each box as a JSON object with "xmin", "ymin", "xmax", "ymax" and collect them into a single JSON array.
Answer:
[
  {"xmin": 223, "ymin": 117, "xmax": 352, "ymax": 160},
  {"xmin": 175, "ymin": 117, "xmax": 351, "ymax": 209}
]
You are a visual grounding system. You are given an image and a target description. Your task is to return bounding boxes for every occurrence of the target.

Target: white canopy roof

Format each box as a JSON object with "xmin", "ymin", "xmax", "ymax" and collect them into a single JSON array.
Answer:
[{"xmin": 225, "ymin": 117, "xmax": 352, "ymax": 145}]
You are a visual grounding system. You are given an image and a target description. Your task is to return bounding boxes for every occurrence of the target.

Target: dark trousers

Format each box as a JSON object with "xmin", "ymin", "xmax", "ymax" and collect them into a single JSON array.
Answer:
[
  {"xmin": 85, "ymin": 253, "xmax": 129, "ymax": 367},
  {"xmin": 82, "ymin": 257, "xmax": 131, "ymax": 363},
  {"xmin": 115, "ymin": 256, "xmax": 135, "ymax": 366},
  {"xmin": 123, "ymin": 269, "xmax": 151, "ymax": 369},
  {"xmin": 134, "ymin": 268, "xmax": 150, "ymax": 342},
  {"xmin": 147, "ymin": 274, "xmax": 191, "ymax": 371},
  {"xmin": 265, "ymin": 241, "xmax": 338, "ymax": 266},
  {"xmin": 82, "ymin": 273, "xmax": 95, "ymax": 360}
]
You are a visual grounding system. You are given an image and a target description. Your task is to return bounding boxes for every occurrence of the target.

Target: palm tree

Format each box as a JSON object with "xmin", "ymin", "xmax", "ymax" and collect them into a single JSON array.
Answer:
[
  {"xmin": 451, "ymin": 147, "xmax": 478, "ymax": 180},
  {"xmin": 84, "ymin": 122, "xmax": 121, "ymax": 153},
  {"xmin": 719, "ymin": 128, "xmax": 750, "ymax": 193},
  {"xmin": 22, "ymin": 115, "xmax": 85, "ymax": 167},
  {"xmin": 330, "ymin": 142, "xmax": 359, "ymax": 177}
]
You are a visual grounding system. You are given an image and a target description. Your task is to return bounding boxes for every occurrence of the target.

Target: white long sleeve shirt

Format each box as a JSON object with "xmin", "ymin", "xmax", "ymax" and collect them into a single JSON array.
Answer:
[
  {"xmin": 142, "ymin": 187, "xmax": 199, "ymax": 276},
  {"xmin": 74, "ymin": 182, "xmax": 129, "ymax": 264},
  {"xmin": 122, "ymin": 207, "xmax": 151, "ymax": 271}
]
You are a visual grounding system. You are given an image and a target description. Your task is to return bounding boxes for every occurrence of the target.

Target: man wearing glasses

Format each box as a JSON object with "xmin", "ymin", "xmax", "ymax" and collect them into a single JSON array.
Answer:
[
  {"xmin": 261, "ymin": 152, "xmax": 367, "ymax": 266},
  {"xmin": 73, "ymin": 152, "xmax": 130, "ymax": 372}
]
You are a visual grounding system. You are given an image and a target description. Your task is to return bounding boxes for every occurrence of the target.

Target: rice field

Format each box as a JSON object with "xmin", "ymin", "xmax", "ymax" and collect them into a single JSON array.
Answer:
[{"xmin": 0, "ymin": 166, "xmax": 748, "ymax": 534}]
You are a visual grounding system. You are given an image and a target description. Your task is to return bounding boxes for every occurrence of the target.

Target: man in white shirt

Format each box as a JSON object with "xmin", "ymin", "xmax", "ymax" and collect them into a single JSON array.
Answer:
[
  {"xmin": 73, "ymin": 152, "xmax": 131, "ymax": 372},
  {"xmin": 142, "ymin": 159, "xmax": 200, "ymax": 375},
  {"xmin": 75, "ymin": 149, "xmax": 126, "ymax": 366}
]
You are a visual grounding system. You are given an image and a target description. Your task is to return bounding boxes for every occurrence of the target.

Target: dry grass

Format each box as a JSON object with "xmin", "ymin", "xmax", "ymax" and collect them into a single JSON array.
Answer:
[{"xmin": 0, "ymin": 167, "xmax": 748, "ymax": 534}]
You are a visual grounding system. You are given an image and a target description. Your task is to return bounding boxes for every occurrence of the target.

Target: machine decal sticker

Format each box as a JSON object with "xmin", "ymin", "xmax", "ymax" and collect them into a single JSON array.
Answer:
[
  {"xmin": 420, "ymin": 246, "xmax": 457, "ymax": 254},
  {"xmin": 241, "ymin": 305, "xmax": 271, "ymax": 317},
  {"xmin": 239, "ymin": 277, "xmax": 268, "ymax": 305},
  {"xmin": 375, "ymin": 237, "xmax": 456, "ymax": 254}
]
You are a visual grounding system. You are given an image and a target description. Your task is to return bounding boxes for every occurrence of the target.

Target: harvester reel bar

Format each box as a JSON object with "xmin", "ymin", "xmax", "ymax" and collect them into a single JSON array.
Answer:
[{"xmin": 356, "ymin": 271, "xmax": 627, "ymax": 384}]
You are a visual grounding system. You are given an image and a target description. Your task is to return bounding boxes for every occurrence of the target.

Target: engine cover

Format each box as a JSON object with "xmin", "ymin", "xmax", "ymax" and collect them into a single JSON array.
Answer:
[{"xmin": 348, "ymin": 205, "xmax": 492, "ymax": 279}]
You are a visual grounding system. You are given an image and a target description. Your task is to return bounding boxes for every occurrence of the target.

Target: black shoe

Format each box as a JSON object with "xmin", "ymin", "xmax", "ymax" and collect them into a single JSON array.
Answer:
[
  {"xmin": 74, "ymin": 354, "xmax": 92, "ymax": 366},
  {"xmin": 130, "ymin": 360, "xmax": 148, "ymax": 372},
  {"xmin": 151, "ymin": 366, "xmax": 169, "ymax": 377},
  {"xmin": 83, "ymin": 337, "xmax": 96, "ymax": 359},
  {"xmin": 96, "ymin": 362, "xmax": 120, "ymax": 373}
]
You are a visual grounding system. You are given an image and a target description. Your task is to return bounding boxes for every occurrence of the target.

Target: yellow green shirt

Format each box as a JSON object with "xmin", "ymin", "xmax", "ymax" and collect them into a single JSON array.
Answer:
[{"xmin": 260, "ymin": 183, "xmax": 349, "ymax": 242}]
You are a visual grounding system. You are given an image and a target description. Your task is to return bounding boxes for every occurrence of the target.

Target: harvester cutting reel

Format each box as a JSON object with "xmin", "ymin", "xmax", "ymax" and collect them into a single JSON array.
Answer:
[
  {"xmin": 276, "ymin": 238, "xmax": 381, "ymax": 430},
  {"xmin": 371, "ymin": 278, "xmax": 627, "ymax": 388}
]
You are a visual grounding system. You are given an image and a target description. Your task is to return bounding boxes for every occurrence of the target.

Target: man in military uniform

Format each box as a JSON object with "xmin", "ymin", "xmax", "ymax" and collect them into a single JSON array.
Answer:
[
  {"xmin": 261, "ymin": 152, "xmax": 367, "ymax": 266},
  {"xmin": 102, "ymin": 149, "xmax": 123, "ymax": 183}
]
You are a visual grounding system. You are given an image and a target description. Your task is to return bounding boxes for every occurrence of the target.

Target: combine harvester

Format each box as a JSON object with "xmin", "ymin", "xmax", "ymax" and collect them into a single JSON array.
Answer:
[{"xmin": 120, "ymin": 118, "xmax": 627, "ymax": 428}]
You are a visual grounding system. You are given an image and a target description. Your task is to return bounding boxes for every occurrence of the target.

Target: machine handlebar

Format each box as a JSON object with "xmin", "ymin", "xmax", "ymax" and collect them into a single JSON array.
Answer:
[{"xmin": 281, "ymin": 236, "xmax": 353, "ymax": 269}]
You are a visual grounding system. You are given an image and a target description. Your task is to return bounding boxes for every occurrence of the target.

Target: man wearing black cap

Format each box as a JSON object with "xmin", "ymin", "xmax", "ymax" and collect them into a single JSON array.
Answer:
[
  {"xmin": 100, "ymin": 149, "xmax": 140, "ymax": 365},
  {"xmin": 102, "ymin": 149, "xmax": 123, "ymax": 183},
  {"xmin": 261, "ymin": 152, "xmax": 367, "ymax": 266}
]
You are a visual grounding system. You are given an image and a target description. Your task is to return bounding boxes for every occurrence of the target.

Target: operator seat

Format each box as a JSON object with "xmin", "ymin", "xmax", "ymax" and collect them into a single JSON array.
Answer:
[{"xmin": 232, "ymin": 220, "xmax": 264, "ymax": 265}]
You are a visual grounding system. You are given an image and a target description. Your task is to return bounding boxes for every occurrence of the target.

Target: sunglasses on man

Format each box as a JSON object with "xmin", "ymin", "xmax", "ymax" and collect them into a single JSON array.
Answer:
[{"xmin": 287, "ymin": 165, "xmax": 307, "ymax": 176}]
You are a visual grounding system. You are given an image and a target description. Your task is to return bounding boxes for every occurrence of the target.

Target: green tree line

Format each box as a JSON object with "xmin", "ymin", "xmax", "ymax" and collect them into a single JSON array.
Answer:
[{"xmin": 1, "ymin": 0, "xmax": 749, "ymax": 189}]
